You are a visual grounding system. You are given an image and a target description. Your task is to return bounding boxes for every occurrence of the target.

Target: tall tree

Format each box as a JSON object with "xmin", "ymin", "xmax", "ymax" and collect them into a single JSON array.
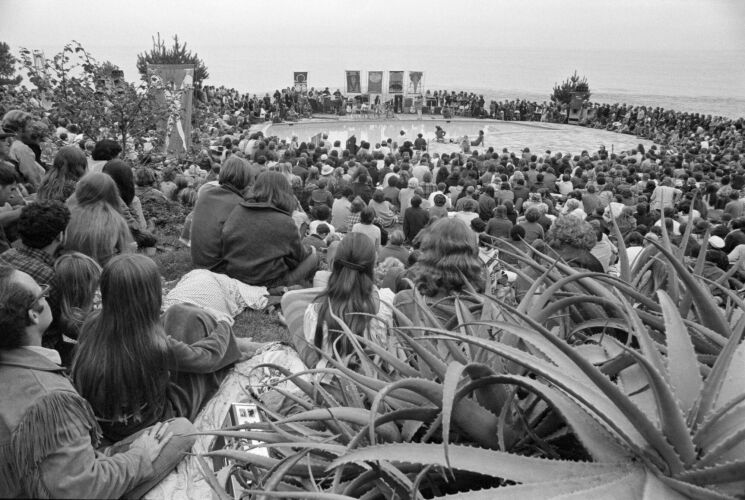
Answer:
[
  {"xmin": 0, "ymin": 41, "xmax": 22, "ymax": 86},
  {"xmin": 136, "ymin": 33, "xmax": 209, "ymax": 85},
  {"xmin": 551, "ymin": 70, "xmax": 591, "ymax": 106},
  {"xmin": 18, "ymin": 41, "xmax": 171, "ymax": 155}
]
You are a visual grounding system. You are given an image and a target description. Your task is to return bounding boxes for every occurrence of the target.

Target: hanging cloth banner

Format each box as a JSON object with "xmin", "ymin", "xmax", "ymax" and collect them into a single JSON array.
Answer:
[
  {"xmin": 345, "ymin": 70, "xmax": 361, "ymax": 94},
  {"xmin": 408, "ymin": 71, "xmax": 423, "ymax": 95},
  {"xmin": 389, "ymin": 71, "xmax": 404, "ymax": 94},
  {"xmin": 147, "ymin": 63, "xmax": 194, "ymax": 155},
  {"xmin": 294, "ymin": 72, "xmax": 308, "ymax": 92},
  {"xmin": 368, "ymin": 71, "xmax": 383, "ymax": 94}
]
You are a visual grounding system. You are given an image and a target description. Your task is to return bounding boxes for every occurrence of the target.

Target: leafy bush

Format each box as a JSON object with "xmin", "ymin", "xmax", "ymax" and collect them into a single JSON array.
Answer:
[{"xmin": 551, "ymin": 71, "xmax": 591, "ymax": 106}]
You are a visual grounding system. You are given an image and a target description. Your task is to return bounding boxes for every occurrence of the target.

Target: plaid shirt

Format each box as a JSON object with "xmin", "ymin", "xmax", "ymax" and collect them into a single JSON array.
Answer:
[
  {"xmin": 0, "ymin": 244, "xmax": 55, "ymax": 286},
  {"xmin": 420, "ymin": 182, "xmax": 438, "ymax": 197}
]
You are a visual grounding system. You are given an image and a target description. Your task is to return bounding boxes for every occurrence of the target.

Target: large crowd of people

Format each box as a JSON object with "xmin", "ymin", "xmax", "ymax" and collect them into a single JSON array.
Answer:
[{"xmin": 1, "ymin": 76, "xmax": 744, "ymax": 497}]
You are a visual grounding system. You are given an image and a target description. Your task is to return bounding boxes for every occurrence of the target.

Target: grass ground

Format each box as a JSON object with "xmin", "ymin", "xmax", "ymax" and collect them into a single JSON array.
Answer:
[{"xmin": 147, "ymin": 201, "xmax": 289, "ymax": 344}]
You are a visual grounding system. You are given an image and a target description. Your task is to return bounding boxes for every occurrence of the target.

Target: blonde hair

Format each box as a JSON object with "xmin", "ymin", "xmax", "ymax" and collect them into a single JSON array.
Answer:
[{"xmin": 65, "ymin": 202, "xmax": 133, "ymax": 266}]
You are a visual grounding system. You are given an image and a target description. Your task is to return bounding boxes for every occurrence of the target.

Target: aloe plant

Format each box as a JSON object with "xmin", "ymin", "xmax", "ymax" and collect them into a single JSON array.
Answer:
[{"xmin": 200, "ymin": 237, "xmax": 745, "ymax": 499}]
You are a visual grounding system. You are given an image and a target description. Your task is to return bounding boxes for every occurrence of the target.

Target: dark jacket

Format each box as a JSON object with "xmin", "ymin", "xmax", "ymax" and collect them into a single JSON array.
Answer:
[
  {"xmin": 191, "ymin": 184, "xmax": 244, "ymax": 269},
  {"xmin": 403, "ymin": 206, "xmax": 430, "ymax": 242},
  {"xmin": 217, "ymin": 201, "xmax": 310, "ymax": 286}
]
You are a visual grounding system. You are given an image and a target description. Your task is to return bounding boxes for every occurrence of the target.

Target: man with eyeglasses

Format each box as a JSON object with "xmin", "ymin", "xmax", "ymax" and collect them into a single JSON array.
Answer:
[{"xmin": 0, "ymin": 266, "xmax": 197, "ymax": 498}]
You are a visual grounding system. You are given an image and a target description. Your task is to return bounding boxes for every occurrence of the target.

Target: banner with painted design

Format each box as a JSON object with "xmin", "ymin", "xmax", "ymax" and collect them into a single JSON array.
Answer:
[
  {"xmin": 408, "ymin": 71, "xmax": 424, "ymax": 95},
  {"xmin": 345, "ymin": 70, "xmax": 361, "ymax": 94},
  {"xmin": 294, "ymin": 72, "xmax": 307, "ymax": 92},
  {"xmin": 388, "ymin": 71, "xmax": 404, "ymax": 94},
  {"xmin": 147, "ymin": 63, "xmax": 194, "ymax": 155},
  {"xmin": 367, "ymin": 71, "xmax": 383, "ymax": 94}
]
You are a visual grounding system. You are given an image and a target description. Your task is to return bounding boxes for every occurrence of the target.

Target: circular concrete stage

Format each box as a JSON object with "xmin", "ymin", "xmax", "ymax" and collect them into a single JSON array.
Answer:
[{"xmin": 265, "ymin": 118, "xmax": 655, "ymax": 157}]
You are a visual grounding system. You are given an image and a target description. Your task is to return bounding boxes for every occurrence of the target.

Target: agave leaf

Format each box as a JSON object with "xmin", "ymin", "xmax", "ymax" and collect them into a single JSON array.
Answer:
[
  {"xmin": 328, "ymin": 443, "xmax": 629, "ymax": 481},
  {"xmin": 654, "ymin": 475, "xmax": 735, "ymax": 500},
  {"xmin": 432, "ymin": 470, "xmax": 638, "ymax": 499},
  {"xmin": 680, "ymin": 229, "xmax": 710, "ymax": 318},
  {"xmin": 610, "ymin": 211, "xmax": 631, "ymax": 283},
  {"xmin": 368, "ymin": 376, "xmax": 501, "ymax": 449},
  {"xmin": 243, "ymin": 491, "xmax": 357, "ymax": 499},
  {"xmin": 441, "ymin": 361, "xmax": 466, "ymax": 468},
  {"xmin": 425, "ymin": 328, "xmax": 677, "ymax": 471},
  {"xmin": 457, "ymin": 373, "xmax": 632, "ymax": 462},
  {"xmin": 658, "ymin": 209, "xmax": 680, "ymax": 302},
  {"xmin": 391, "ymin": 326, "xmax": 449, "ymax": 379},
  {"xmin": 616, "ymin": 363, "xmax": 658, "ymax": 427},
  {"xmin": 279, "ymin": 408, "xmax": 400, "ymax": 443},
  {"xmin": 694, "ymin": 394, "xmax": 745, "ymax": 447},
  {"xmin": 262, "ymin": 450, "xmax": 315, "ymax": 495},
  {"xmin": 675, "ymin": 460, "xmax": 745, "ymax": 485},
  {"xmin": 204, "ymin": 450, "xmax": 327, "ymax": 476},
  {"xmin": 647, "ymin": 239, "xmax": 730, "ymax": 338},
  {"xmin": 620, "ymin": 346, "xmax": 697, "ymax": 467},
  {"xmin": 697, "ymin": 427, "xmax": 745, "ymax": 469},
  {"xmin": 695, "ymin": 314, "xmax": 745, "ymax": 427},
  {"xmin": 195, "ymin": 454, "xmax": 233, "ymax": 500},
  {"xmin": 516, "ymin": 259, "xmax": 558, "ymax": 314},
  {"xmin": 462, "ymin": 362, "xmax": 511, "ymax": 417},
  {"xmin": 349, "ymin": 331, "xmax": 420, "ymax": 378},
  {"xmin": 657, "ymin": 290, "xmax": 704, "ymax": 417},
  {"xmin": 616, "ymin": 292, "xmax": 669, "ymax": 384}
]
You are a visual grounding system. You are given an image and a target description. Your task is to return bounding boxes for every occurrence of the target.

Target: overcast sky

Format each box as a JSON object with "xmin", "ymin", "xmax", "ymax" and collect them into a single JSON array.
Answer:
[{"xmin": 1, "ymin": 0, "xmax": 743, "ymax": 89}]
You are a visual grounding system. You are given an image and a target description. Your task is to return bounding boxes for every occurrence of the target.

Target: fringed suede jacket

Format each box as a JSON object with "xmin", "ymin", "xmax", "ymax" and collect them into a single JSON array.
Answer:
[{"xmin": 0, "ymin": 348, "xmax": 154, "ymax": 498}]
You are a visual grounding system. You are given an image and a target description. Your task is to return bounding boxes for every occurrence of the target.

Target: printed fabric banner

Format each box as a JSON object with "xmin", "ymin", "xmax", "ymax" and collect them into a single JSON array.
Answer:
[
  {"xmin": 294, "ymin": 72, "xmax": 307, "ymax": 92},
  {"xmin": 345, "ymin": 70, "xmax": 361, "ymax": 94},
  {"xmin": 148, "ymin": 63, "xmax": 194, "ymax": 155},
  {"xmin": 408, "ymin": 71, "xmax": 423, "ymax": 95},
  {"xmin": 368, "ymin": 71, "xmax": 383, "ymax": 94},
  {"xmin": 389, "ymin": 71, "xmax": 404, "ymax": 94}
]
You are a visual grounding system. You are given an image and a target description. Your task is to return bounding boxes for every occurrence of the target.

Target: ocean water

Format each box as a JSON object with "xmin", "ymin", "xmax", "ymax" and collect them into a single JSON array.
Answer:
[{"xmin": 106, "ymin": 44, "xmax": 745, "ymax": 118}]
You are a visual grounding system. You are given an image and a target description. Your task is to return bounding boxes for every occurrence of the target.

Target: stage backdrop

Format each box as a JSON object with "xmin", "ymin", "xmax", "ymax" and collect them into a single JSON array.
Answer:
[
  {"xmin": 294, "ymin": 72, "xmax": 307, "ymax": 92},
  {"xmin": 368, "ymin": 71, "xmax": 383, "ymax": 94},
  {"xmin": 389, "ymin": 71, "xmax": 404, "ymax": 94},
  {"xmin": 408, "ymin": 71, "xmax": 424, "ymax": 95},
  {"xmin": 148, "ymin": 63, "xmax": 194, "ymax": 155},
  {"xmin": 345, "ymin": 70, "xmax": 361, "ymax": 94}
]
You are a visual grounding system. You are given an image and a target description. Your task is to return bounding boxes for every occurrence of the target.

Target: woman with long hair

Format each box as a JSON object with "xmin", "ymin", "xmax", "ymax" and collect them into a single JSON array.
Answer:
[
  {"xmin": 37, "ymin": 145, "xmax": 88, "ymax": 202},
  {"xmin": 219, "ymin": 171, "xmax": 319, "ymax": 288},
  {"xmin": 299, "ymin": 232, "xmax": 395, "ymax": 367},
  {"xmin": 393, "ymin": 217, "xmax": 485, "ymax": 322},
  {"xmin": 72, "ymin": 254, "xmax": 242, "ymax": 441},
  {"xmin": 102, "ymin": 160, "xmax": 158, "ymax": 249},
  {"xmin": 48, "ymin": 252, "xmax": 102, "ymax": 366},
  {"xmin": 64, "ymin": 173, "xmax": 134, "ymax": 266}
]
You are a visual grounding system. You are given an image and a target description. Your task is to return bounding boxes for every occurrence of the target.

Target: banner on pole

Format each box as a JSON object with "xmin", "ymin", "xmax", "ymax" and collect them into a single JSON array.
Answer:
[
  {"xmin": 345, "ymin": 70, "xmax": 361, "ymax": 94},
  {"xmin": 389, "ymin": 71, "xmax": 404, "ymax": 94},
  {"xmin": 293, "ymin": 72, "xmax": 308, "ymax": 92},
  {"xmin": 147, "ymin": 63, "xmax": 195, "ymax": 155},
  {"xmin": 368, "ymin": 71, "xmax": 383, "ymax": 94},
  {"xmin": 408, "ymin": 71, "xmax": 423, "ymax": 95}
]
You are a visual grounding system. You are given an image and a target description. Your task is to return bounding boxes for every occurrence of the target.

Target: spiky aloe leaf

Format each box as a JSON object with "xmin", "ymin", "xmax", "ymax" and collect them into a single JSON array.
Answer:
[
  {"xmin": 278, "ymin": 408, "xmax": 401, "ymax": 443},
  {"xmin": 456, "ymin": 373, "xmax": 632, "ymax": 462},
  {"xmin": 243, "ymin": 492, "xmax": 356, "ymax": 499},
  {"xmin": 675, "ymin": 460, "xmax": 745, "ymax": 485},
  {"xmin": 694, "ymin": 314, "xmax": 745, "ymax": 427},
  {"xmin": 425, "ymin": 327, "xmax": 677, "ymax": 471},
  {"xmin": 610, "ymin": 210, "xmax": 631, "ymax": 283},
  {"xmin": 657, "ymin": 290, "xmax": 703, "ymax": 417},
  {"xmin": 694, "ymin": 395, "xmax": 745, "ymax": 447},
  {"xmin": 329, "ymin": 443, "xmax": 630, "ymax": 481},
  {"xmin": 204, "ymin": 450, "xmax": 327, "ymax": 476},
  {"xmin": 697, "ymin": 427, "xmax": 745, "ymax": 469},
  {"xmin": 647, "ymin": 239, "xmax": 730, "ymax": 338}
]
